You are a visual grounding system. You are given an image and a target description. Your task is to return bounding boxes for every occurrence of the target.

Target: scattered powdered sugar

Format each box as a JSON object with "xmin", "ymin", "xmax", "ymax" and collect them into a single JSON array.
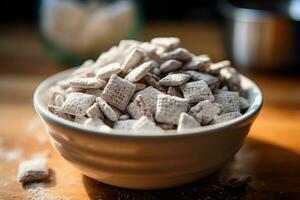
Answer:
[
  {"xmin": 24, "ymin": 183, "xmax": 70, "ymax": 200},
  {"xmin": 0, "ymin": 137, "xmax": 3, "ymax": 149},
  {"xmin": 27, "ymin": 117, "xmax": 42, "ymax": 133},
  {"xmin": 35, "ymin": 132, "xmax": 49, "ymax": 144},
  {"xmin": 0, "ymin": 147, "xmax": 23, "ymax": 162},
  {"xmin": 2, "ymin": 148, "xmax": 23, "ymax": 161},
  {"xmin": 31, "ymin": 151, "xmax": 50, "ymax": 160},
  {"xmin": 0, "ymin": 180, "xmax": 8, "ymax": 187},
  {"xmin": 27, "ymin": 117, "xmax": 49, "ymax": 144}
]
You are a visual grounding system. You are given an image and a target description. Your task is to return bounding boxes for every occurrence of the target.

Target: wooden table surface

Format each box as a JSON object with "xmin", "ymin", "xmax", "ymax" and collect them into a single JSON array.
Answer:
[{"xmin": 0, "ymin": 23, "xmax": 300, "ymax": 200}]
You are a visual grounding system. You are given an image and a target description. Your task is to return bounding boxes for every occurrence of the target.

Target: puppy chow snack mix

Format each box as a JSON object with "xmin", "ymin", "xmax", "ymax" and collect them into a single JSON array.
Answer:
[{"xmin": 47, "ymin": 37, "xmax": 250, "ymax": 133}]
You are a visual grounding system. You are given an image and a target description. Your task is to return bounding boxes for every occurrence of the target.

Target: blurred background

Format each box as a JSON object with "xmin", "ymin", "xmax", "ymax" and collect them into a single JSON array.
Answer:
[{"xmin": 1, "ymin": 0, "xmax": 300, "ymax": 74}]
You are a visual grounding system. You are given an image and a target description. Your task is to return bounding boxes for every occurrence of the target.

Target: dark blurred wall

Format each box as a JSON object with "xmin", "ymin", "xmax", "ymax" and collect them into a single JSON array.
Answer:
[
  {"xmin": 0, "ymin": 0, "xmax": 220, "ymax": 23},
  {"xmin": 0, "ymin": 0, "xmax": 37, "ymax": 22},
  {"xmin": 142, "ymin": 0, "xmax": 220, "ymax": 20}
]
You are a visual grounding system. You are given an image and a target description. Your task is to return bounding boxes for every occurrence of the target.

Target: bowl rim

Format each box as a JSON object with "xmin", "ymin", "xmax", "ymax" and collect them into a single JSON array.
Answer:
[{"xmin": 33, "ymin": 68, "xmax": 263, "ymax": 138}]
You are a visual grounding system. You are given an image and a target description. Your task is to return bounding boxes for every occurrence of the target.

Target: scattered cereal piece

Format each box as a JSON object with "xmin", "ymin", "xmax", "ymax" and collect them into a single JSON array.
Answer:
[
  {"xmin": 47, "ymin": 105, "xmax": 73, "ymax": 121},
  {"xmin": 113, "ymin": 120, "xmax": 137, "ymax": 130},
  {"xmin": 84, "ymin": 118, "xmax": 103, "ymax": 126},
  {"xmin": 85, "ymin": 89, "xmax": 103, "ymax": 97},
  {"xmin": 182, "ymin": 55, "xmax": 211, "ymax": 71},
  {"xmin": 132, "ymin": 116, "xmax": 163, "ymax": 132},
  {"xmin": 84, "ymin": 118, "xmax": 112, "ymax": 131},
  {"xmin": 100, "ymin": 75, "xmax": 136, "ymax": 111},
  {"xmin": 96, "ymin": 97, "xmax": 118, "ymax": 121},
  {"xmin": 159, "ymin": 60, "xmax": 182, "ymax": 74},
  {"xmin": 121, "ymin": 48, "xmax": 144, "ymax": 72},
  {"xmin": 56, "ymin": 79, "xmax": 71, "ymax": 89},
  {"xmin": 119, "ymin": 40, "xmax": 141, "ymax": 51},
  {"xmin": 49, "ymin": 92, "xmax": 58, "ymax": 106},
  {"xmin": 133, "ymin": 86, "xmax": 163, "ymax": 114},
  {"xmin": 125, "ymin": 61, "xmax": 157, "ymax": 83},
  {"xmin": 167, "ymin": 87, "xmax": 183, "ymax": 97},
  {"xmin": 220, "ymin": 86, "xmax": 229, "ymax": 91},
  {"xmin": 86, "ymin": 103, "xmax": 104, "ymax": 119},
  {"xmin": 74, "ymin": 65, "xmax": 94, "ymax": 77},
  {"xmin": 155, "ymin": 94, "xmax": 189, "ymax": 125},
  {"xmin": 72, "ymin": 59, "xmax": 95, "ymax": 74},
  {"xmin": 111, "ymin": 106, "xmax": 123, "ymax": 119},
  {"xmin": 60, "ymin": 92, "xmax": 96, "ymax": 116},
  {"xmin": 136, "ymin": 95, "xmax": 154, "ymax": 120},
  {"xmin": 185, "ymin": 70, "xmax": 218, "ymax": 86},
  {"xmin": 214, "ymin": 92, "xmax": 240, "ymax": 113},
  {"xmin": 69, "ymin": 77, "xmax": 106, "ymax": 89},
  {"xmin": 96, "ymin": 62, "xmax": 122, "ymax": 79},
  {"xmin": 82, "ymin": 59, "xmax": 95, "ymax": 67},
  {"xmin": 151, "ymin": 67, "xmax": 161, "ymax": 76},
  {"xmin": 180, "ymin": 80, "xmax": 214, "ymax": 103},
  {"xmin": 17, "ymin": 159, "xmax": 49, "ymax": 183},
  {"xmin": 74, "ymin": 116, "xmax": 88, "ymax": 124},
  {"xmin": 72, "ymin": 65, "xmax": 96, "ymax": 77},
  {"xmin": 143, "ymin": 74, "xmax": 166, "ymax": 92},
  {"xmin": 49, "ymin": 85, "xmax": 65, "ymax": 95},
  {"xmin": 159, "ymin": 123, "xmax": 174, "ymax": 130},
  {"xmin": 103, "ymin": 118, "xmax": 114, "ymax": 128},
  {"xmin": 49, "ymin": 92, "xmax": 63, "ymax": 106},
  {"xmin": 209, "ymin": 60, "xmax": 231, "ymax": 75},
  {"xmin": 65, "ymin": 86, "xmax": 84, "ymax": 94},
  {"xmin": 239, "ymin": 96, "xmax": 250, "ymax": 110},
  {"xmin": 189, "ymin": 100, "xmax": 223, "ymax": 125},
  {"xmin": 54, "ymin": 94, "xmax": 64, "ymax": 107},
  {"xmin": 147, "ymin": 72, "xmax": 161, "ymax": 81},
  {"xmin": 214, "ymin": 89, "xmax": 237, "ymax": 95},
  {"xmin": 148, "ymin": 51, "xmax": 164, "ymax": 63},
  {"xmin": 161, "ymin": 48, "xmax": 192, "ymax": 62},
  {"xmin": 138, "ymin": 42, "xmax": 159, "ymax": 55},
  {"xmin": 151, "ymin": 37, "xmax": 180, "ymax": 50},
  {"xmin": 127, "ymin": 94, "xmax": 154, "ymax": 120},
  {"xmin": 159, "ymin": 73, "xmax": 191, "ymax": 86},
  {"xmin": 126, "ymin": 102, "xmax": 142, "ymax": 120},
  {"xmin": 134, "ymin": 83, "xmax": 147, "ymax": 91},
  {"xmin": 177, "ymin": 112, "xmax": 201, "ymax": 133},
  {"xmin": 219, "ymin": 67, "xmax": 241, "ymax": 91},
  {"xmin": 94, "ymin": 46, "xmax": 124, "ymax": 68},
  {"xmin": 119, "ymin": 114, "xmax": 130, "ymax": 120},
  {"xmin": 213, "ymin": 112, "xmax": 242, "ymax": 124}
]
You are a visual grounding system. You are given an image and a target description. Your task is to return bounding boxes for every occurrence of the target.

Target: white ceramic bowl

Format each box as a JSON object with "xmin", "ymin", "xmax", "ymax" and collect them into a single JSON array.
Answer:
[{"xmin": 33, "ymin": 68, "xmax": 263, "ymax": 189}]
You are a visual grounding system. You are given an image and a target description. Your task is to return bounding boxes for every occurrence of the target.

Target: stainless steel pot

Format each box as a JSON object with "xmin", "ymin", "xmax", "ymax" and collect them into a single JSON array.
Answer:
[{"xmin": 221, "ymin": 0, "xmax": 300, "ymax": 70}]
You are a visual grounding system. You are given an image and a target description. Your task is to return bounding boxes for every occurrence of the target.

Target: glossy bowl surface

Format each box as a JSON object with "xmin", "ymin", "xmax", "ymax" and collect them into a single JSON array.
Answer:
[{"xmin": 33, "ymin": 68, "xmax": 263, "ymax": 189}]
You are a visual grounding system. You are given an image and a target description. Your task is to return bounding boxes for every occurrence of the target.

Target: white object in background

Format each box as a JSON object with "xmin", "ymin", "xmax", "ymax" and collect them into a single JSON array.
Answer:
[{"xmin": 40, "ymin": 0, "xmax": 136, "ymax": 56}]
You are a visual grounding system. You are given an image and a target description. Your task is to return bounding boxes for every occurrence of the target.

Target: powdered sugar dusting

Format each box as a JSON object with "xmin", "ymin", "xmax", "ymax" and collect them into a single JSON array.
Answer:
[
  {"xmin": 24, "ymin": 183, "xmax": 70, "ymax": 200},
  {"xmin": 27, "ymin": 117, "xmax": 42, "ymax": 133},
  {"xmin": 27, "ymin": 117, "xmax": 49, "ymax": 144},
  {"xmin": 3, "ymin": 148, "xmax": 23, "ymax": 161},
  {"xmin": 35, "ymin": 132, "xmax": 49, "ymax": 144},
  {"xmin": 31, "ymin": 151, "xmax": 50, "ymax": 160},
  {"xmin": 0, "ymin": 137, "xmax": 3, "ymax": 148},
  {"xmin": 0, "ymin": 147, "xmax": 23, "ymax": 161},
  {"xmin": 0, "ymin": 180, "xmax": 8, "ymax": 187}
]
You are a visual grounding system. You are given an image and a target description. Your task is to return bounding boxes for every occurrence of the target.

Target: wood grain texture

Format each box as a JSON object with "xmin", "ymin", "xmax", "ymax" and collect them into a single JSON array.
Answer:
[{"xmin": 0, "ymin": 22, "xmax": 300, "ymax": 199}]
